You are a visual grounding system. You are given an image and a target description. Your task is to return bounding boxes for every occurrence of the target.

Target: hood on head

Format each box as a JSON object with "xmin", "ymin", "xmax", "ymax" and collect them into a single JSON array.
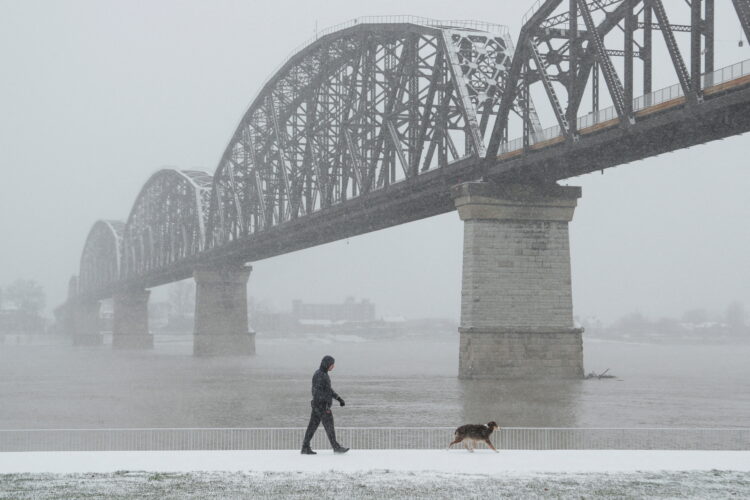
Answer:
[{"xmin": 320, "ymin": 355, "xmax": 335, "ymax": 371}]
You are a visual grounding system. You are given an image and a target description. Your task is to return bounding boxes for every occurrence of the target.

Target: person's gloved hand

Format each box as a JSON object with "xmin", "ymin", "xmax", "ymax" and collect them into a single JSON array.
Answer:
[{"xmin": 337, "ymin": 397, "xmax": 345, "ymax": 407}]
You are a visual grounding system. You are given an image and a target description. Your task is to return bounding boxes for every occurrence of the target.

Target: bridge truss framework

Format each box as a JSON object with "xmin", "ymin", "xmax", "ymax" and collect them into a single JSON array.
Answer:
[{"xmin": 72, "ymin": 3, "xmax": 750, "ymax": 304}]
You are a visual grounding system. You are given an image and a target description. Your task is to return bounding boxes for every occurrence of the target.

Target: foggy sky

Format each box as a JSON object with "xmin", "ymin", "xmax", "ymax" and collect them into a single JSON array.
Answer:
[{"xmin": 1, "ymin": 0, "xmax": 749, "ymax": 323}]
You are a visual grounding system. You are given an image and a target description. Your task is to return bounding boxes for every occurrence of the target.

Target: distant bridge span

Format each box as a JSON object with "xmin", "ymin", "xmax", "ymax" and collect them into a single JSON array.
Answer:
[{"xmin": 67, "ymin": 2, "xmax": 750, "ymax": 375}]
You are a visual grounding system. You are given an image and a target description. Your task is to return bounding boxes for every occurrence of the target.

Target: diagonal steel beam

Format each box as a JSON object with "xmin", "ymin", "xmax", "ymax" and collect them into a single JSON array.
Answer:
[
  {"xmin": 344, "ymin": 128, "xmax": 365, "ymax": 189},
  {"xmin": 330, "ymin": 33, "xmax": 366, "ymax": 205},
  {"xmin": 414, "ymin": 42, "xmax": 444, "ymax": 172},
  {"xmin": 226, "ymin": 158, "xmax": 245, "ymax": 236},
  {"xmin": 651, "ymin": 0, "xmax": 694, "ymax": 100},
  {"xmin": 732, "ymin": 0, "xmax": 750, "ymax": 49},
  {"xmin": 636, "ymin": 22, "xmax": 693, "ymax": 32},
  {"xmin": 487, "ymin": 0, "xmax": 564, "ymax": 158},
  {"xmin": 529, "ymin": 38, "xmax": 572, "ymax": 137},
  {"xmin": 577, "ymin": 0, "xmax": 631, "ymax": 124},
  {"xmin": 267, "ymin": 96, "xmax": 294, "ymax": 219},
  {"xmin": 624, "ymin": 0, "xmax": 635, "ymax": 115},
  {"xmin": 242, "ymin": 129, "xmax": 266, "ymax": 231},
  {"xmin": 691, "ymin": 0, "xmax": 703, "ymax": 97},
  {"xmin": 567, "ymin": 0, "xmax": 579, "ymax": 136},
  {"xmin": 440, "ymin": 30, "xmax": 486, "ymax": 158},
  {"xmin": 569, "ymin": 0, "xmax": 632, "ymax": 118},
  {"xmin": 386, "ymin": 120, "xmax": 410, "ymax": 178},
  {"xmin": 365, "ymin": 36, "xmax": 415, "ymax": 190},
  {"xmin": 254, "ymin": 170, "xmax": 267, "ymax": 227},
  {"xmin": 486, "ymin": 46, "xmax": 526, "ymax": 158},
  {"xmin": 303, "ymin": 86, "xmax": 323, "ymax": 215}
]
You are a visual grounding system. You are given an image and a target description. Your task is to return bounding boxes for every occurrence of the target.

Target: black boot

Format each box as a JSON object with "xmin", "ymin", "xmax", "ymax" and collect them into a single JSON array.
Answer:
[
  {"xmin": 333, "ymin": 444, "xmax": 349, "ymax": 454},
  {"xmin": 301, "ymin": 445, "xmax": 317, "ymax": 455}
]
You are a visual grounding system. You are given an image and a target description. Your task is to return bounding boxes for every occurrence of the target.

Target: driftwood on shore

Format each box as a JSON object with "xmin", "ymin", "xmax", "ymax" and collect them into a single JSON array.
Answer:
[{"xmin": 585, "ymin": 368, "xmax": 616, "ymax": 379}]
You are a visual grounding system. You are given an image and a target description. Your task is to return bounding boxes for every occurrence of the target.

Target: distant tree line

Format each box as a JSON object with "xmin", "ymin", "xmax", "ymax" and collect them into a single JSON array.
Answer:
[
  {"xmin": 580, "ymin": 302, "xmax": 748, "ymax": 341},
  {"xmin": 0, "ymin": 279, "xmax": 46, "ymax": 334}
]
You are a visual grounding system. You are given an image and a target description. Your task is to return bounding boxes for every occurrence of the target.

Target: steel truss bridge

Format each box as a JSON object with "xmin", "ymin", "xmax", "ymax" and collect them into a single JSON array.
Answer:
[{"xmin": 74, "ymin": 2, "xmax": 750, "ymax": 300}]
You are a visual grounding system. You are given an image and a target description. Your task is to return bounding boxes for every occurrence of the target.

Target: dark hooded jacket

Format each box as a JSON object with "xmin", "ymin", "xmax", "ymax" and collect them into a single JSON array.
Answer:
[{"xmin": 311, "ymin": 355, "xmax": 339, "ymax": 410}]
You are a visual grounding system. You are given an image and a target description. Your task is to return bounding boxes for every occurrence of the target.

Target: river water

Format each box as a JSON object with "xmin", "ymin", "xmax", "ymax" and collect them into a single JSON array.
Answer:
[{"xmin": 1, "ymin": 334, "xmax": 749, "ymax": 429}]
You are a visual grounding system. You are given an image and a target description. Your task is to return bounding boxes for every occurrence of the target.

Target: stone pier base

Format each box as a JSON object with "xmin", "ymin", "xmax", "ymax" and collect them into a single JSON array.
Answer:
[
  {"xmin": 452, "ymin": 182, "xmax": 584, "ymax": 379},
  {"xmin": 112, "ymin": 289, "xmax": 153, "ymax": 349},
  {"xmin": 459, "ymin": 328, "xmax": 583, "ymax": 379},
  {"xmin": 72, "ymin": 300, "xmax": 103, "ymax": 346},
  {"xmin": 193, "ymin": 264, "xmax": 255, "ymax": 356}
]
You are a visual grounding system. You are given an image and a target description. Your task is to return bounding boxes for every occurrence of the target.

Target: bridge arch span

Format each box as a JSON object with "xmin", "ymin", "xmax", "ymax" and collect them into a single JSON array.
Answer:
[
  {"xmin": 122, "ymin": 169, "xmax": 212, "ymax": 278},
  {"xmin": 79, "ymin": 220, "xmax": 124, "ymax": 295},
  {"xmin": 208, "ymin": 19, "xmax": 520, "ymax": 248}
]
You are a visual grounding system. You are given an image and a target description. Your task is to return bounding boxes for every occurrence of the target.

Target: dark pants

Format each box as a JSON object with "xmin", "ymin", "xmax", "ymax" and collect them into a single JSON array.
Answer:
[{"xmin": 302, "ymin": 404, "xmax": 337, "ymax": 448}]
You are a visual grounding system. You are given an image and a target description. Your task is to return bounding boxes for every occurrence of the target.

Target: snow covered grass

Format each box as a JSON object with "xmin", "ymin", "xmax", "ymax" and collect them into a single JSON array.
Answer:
[
  {"xmin": 2, "ymin": 450, "xmax": 749, "ymax": 499},
  {"xmin": 2, "ymin": 470, "xmax": 749, "ymax": 499}
]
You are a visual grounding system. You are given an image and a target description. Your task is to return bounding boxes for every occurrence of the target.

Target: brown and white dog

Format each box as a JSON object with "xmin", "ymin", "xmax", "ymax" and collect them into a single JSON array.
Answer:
[{"xmin": 448, "ymin": 421, "xmax": 500, "ymax": 452}]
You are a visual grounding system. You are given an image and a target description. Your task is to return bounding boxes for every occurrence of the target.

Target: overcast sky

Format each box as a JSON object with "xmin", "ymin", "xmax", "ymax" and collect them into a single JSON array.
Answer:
[{"xmin": 1, "ymin": 0, "xmax": 749, "ymax": 323}]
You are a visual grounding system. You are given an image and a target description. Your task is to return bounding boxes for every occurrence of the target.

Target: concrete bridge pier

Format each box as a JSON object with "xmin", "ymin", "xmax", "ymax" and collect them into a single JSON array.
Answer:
[
  {"xmin": 112, "ymin": 289, "xmax": 153, "ymax": 349},
  {"xmin": 71, "ymin": 299, "xmax": 103, "ymax": 346},
  {"xmin": 193, "ymin": 263, "xmax": 255, "ymax": 356},
  {"xmin": 452, "ymin": 182, "xmax": 584, "ymax": 379}
]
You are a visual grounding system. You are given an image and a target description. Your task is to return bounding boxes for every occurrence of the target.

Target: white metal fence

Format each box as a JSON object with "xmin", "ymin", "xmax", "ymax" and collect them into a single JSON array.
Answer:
[{"xmin": 1, "ymin": 427, "xmax": 748, "ymax": 452}]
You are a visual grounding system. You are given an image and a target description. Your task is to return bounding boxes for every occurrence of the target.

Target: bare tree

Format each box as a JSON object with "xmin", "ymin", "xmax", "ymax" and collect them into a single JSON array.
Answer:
[
  {"xmin": 169, "ymin": 280, "xmax": 195, "ymax": 317},
  {"xmin": 5, "ymin": 279, "xmax": 45, "ymax": 316},
  {"xmin": 725, "ymin": 301, "xmax": 746, "ymax": 333}
]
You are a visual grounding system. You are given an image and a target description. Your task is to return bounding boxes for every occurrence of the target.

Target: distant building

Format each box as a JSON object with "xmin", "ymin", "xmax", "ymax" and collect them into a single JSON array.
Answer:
[{"xmin": 292, "ymin": 297, "xmax": 375, "ymax": 323}]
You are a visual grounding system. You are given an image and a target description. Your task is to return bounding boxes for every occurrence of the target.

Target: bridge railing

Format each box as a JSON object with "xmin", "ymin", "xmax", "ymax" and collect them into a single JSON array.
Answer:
[
  {"xmin": 705, "ymin": 59, "xmax": 750, "ymax": 89},
  {"xmin": 1, "ymin": 427, "xmax": 748, "ymax": 452},
  {"xmin": 500, "ymin": 58, "xmax": 750, "ymax": 155}
]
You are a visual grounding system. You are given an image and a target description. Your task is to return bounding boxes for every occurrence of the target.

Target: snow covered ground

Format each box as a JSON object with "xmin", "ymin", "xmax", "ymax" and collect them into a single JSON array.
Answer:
[
  {"xmin": 2, "ymin": 449, "xmax": 750, "ymax": 474},
  {"xmin": 2, "ymin": 450, "xmax": 749, "ymax": 499},
  {"xmin": 2, "ymin": 469, "xmax": 749, "ymax": 499}
]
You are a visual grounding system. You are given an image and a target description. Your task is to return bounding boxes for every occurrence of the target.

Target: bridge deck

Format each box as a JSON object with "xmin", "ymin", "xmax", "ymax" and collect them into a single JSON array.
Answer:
[
  {"xmin": 93, "ymin": 59, "xmax": 750, "ymax": 297},
  {"xmin": 210, "ymin": 61, "xmax": 750, "ymax": 268}
]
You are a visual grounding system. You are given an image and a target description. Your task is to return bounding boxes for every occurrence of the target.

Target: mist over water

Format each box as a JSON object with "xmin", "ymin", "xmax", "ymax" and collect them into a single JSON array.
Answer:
[{"xmin": 2, "ymin": 335, "xmax": 748, "ymax": 430}]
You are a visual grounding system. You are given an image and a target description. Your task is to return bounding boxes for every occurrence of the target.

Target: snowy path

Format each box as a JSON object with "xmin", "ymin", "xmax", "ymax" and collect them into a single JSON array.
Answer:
[
  {"xmin": 2, "ymin": 451, "xmax": 750, "ymax": 499},
  {"xmin": 1, "ymin": 449, "xmax": 749, "ymax": 474}
]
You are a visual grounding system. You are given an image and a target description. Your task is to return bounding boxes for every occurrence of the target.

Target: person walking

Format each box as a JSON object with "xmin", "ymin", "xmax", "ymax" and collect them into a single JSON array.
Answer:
[{"xmin": 301, "ymin": 355, "xmax": 349, "ymax": 454}]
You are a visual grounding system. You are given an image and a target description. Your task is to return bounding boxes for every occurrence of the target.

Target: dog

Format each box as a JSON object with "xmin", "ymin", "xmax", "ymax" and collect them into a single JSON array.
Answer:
[{"xmin": 448, "ymin": 421, "xmax": 500, "ymax": 452}]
